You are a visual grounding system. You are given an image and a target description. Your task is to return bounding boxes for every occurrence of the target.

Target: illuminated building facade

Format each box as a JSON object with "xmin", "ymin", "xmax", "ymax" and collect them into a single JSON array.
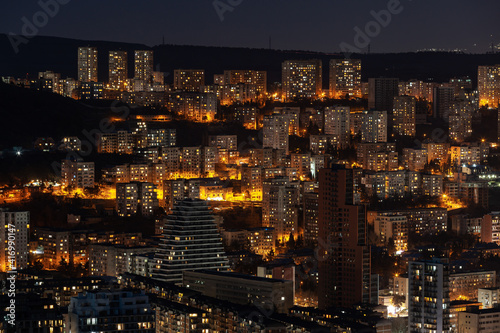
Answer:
[
  {"xmin": 361, "ymin": 110, "xmax": 387, "ymax": 143},
  {"xmin": 67, "ymin": 290, "xmax": 154, "ymax": 332},
  {"xmin": 408, "ymin": 259, "xmax": 450, "ymax": 333},
  {"xmin": 0, "ymin": 210, "xmax": 29, "ymax": 271},
  {"xmin": 169, "ymin": 92, "xmax": 217, "ymax": 122},
  {"xmin": 282, "ymin": 59, "xmax": 322, "ymax": 101},
  {"xmin": 263, "ymin": 114, "xmax": 290, "ymax": 154},
  {"xmin": 116, "ymin": 182, "xmax": 158, "ymax": 217},
  {"xmin": 108, "ymin": 50, "xmax": 128, "ymax": 90},
  {"xmin": 478, "ymin": 65, "xmax": 500, "ymax": 108},
  {"xmin": 134, "ymin": 50, "xmax": 154, "ymax": 83},
  {"xmin": 324, "ymin": 106, "xmax": 351, "ymax": 148},
  {"xmin": 61, "ymin": 160, "xmax": 95, "ymax": 189},
  {"xmin": 393, "ymin": 96, "xmax": 416, "ymax": 136},
  {"xmin": 223, "ymin": 70, "xmax": 267, "ymax": 95},
  {"xmin": 329, "ymin": 59, "xmax": 362, "ymax": 98},
  {"xmin": 173, "ymin": 69, "xmax": 205, "ymax": 91},
  {"xmin": 373, "ymin": 214, "xmax": 408, "ymax": 252},
  {"xmin": 262, "ymin": 178, "xmax": 299, "ymax": 242},
  {"xmin": 77, "ymin": 46, "xmax": 98, "ymax": 82}
]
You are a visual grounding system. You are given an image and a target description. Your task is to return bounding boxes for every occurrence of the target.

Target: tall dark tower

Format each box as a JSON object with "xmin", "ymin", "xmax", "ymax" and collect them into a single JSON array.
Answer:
[{"xmin": 318, "ymin": 165, "xmax": 371, "ymax": 309}]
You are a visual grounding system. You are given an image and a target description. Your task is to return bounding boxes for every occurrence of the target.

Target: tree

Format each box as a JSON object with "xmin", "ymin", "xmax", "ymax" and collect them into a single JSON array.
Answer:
[
  {"xmin": 392, "ymin": 294, "xmax": 406, "ymax": 309},
  {"xmin": 32, "ymin": 260, "xmax": 44, "ymax": 271},
  {"xmin": 287, "ymin": 233, "xmax": 296, "ymax": 249}
]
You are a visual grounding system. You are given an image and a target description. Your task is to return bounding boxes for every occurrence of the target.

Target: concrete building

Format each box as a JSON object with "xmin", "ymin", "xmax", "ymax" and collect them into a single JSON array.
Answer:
[
  {"xmin": 318, "ymin": 165, "xmax": 371, "ymax": 309},
  {"xmin": 223, "ymin": 69, "xmax": 267, "ymax": 96},
  {"xmin": 67, "ymin": 290, "xmax": 154, "ymax": 332},
  {"xmin": 173, "ymin": 69, "xmax": 205, "ymax": 91},
  {"xmin": 478, "ymin": 287, "xmax": 500, "ymax": 309},
  {"xmin": 61, "ymin": 160, "xmax": 95, "ymax": 189},
  {"xmin": 116, "ymin": 182, "xmax": 158, "ymax": 217},
  {"xmin": 478, "ymin": 65, "xmax": 500, "ymax": 108},
  {"xmin": 361, "ymin": 110, "xmax": 388, "ymax": 143},
  {"xmin": 0, "ymin": 210, "xmax": 29, "ymax": 271},
  {"xmin": 374, "ymin": 214, "xmax": 408, "ymax": 252},
  {"xmin": 481, "ymin": 213, "xmax": 500, "ymax": 245},
  {"xmin": 408, "ymin": 259, "xmax": 450, "ymax": 333},
  {"xmin": 183, "ymin": 270, "xmax": 294, "ymax": 313},
  {"xmin": 368, "ymin": 78, "xmax": 399, "ymax": 111},
  {"xmin": 108, "ymin": 50, "xmax": 128, "ymax": 90},
  {"xmin": 169, "ymin": 92, "xmax": 217, "ymax": 122},
  {"xmin": 329, "ymin": 59, "xmax": 362, "ymax": 99},
  {"xmin": 134, "ymin": 50, "xmax": 154, "ymax": 83},
  {"xmin": 324, "ymin": 106, "xmax": 351, "ymax": 148},
  {"xmin": 263, "ymin": 114, "xmax": 290, "ymax": 154},
  {"xmin": 34, "ymin": 227, "xmax": 70, "ymax": 269},
  {"xmin": 457, "ymin": 305, "xmax": 500, "ymax": 333},
  {"xmin": 449, "ymin": 271, "xmax": 496, "ymax": 301},
  {"xmin": 77, "ymin": 46, "xmax": 98, "ymax": 82},
  {"xmin": 422, "ymin": 174, "xmax": 443, "ymax": 197},
  {"xmin": 433, "ymin": 86, "xmax": 455, "ymax": 120},
  {"xmin": 262, "ymin": 178, "xmax": 299, "ymax": 243},
  {"xmin": 282, "ymin": 59, "xmax": 322, "ymax": 100},
  {"xmin": 393, "ymin": 96, "xmax": 416, "ymax": 137}
]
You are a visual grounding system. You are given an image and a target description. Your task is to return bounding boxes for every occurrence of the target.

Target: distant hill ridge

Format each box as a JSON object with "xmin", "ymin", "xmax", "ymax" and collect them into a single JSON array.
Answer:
[{"xmin": 1, "ymin": 34, "xmax": 500, "ymax": 85}]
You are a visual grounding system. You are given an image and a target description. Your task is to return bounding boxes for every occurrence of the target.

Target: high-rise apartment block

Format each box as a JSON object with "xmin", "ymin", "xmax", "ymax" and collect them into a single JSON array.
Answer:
[
  {"xmin": 433, "ymin": 86, "xmax": 455, "ymax": 120},
  {"xmin": 108, "ymin": 51, "xmax": 128, "ymax": 90},
  {"xmin": 77, "ymin": 46, "xmax": 98, "ymax": 82},
  {"xmin": 361, "ymin": 110, "xmax": 388, "ymax": 143},
  {"xmin": 262, "ymin": 178, "xmax": 299, "ymax": 242},
  {"xmin": 324, "ymin": 106, "xmax": 351, "ymax": 148},
  {"xmin": 329, "ymin": 59, "xmax": 362, "ymax": 98},
  {"xmin": 408, "ymin": 259, "xmax": 450, "ymax": 333},
  {"xmin": 282, "ymin": 59, "xmax": 322, "ymax": 101},
  {"xmin": 263, "ymin": 114, "xmax": 290, "ymax": 154},
  {"xmin": 393, "ymin": 96, "xmax": 416, "ymax": 136},
  {"xmin": 134, "ymin": 50, "xmax": 154, "ymax": 83},
  {"xmin": 368, "ymin": 78, "xmax": 399, "ymax": 111},
  {"xmin": 318, "ymin": 165, "xmax": 371, "ymax": 309},
  {"xmin": 0, "ymin": 210, "xmax": 29, "ymax": 271},
  {"xmin": 478, "ymin": 65, "xmax": 500, "ymax": 108}
]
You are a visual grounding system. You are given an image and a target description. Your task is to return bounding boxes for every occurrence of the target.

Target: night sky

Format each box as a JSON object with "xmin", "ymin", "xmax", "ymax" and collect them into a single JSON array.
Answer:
[{"xmin": 1, "ymin": 0, "xmax": 500, "ymax": 53}]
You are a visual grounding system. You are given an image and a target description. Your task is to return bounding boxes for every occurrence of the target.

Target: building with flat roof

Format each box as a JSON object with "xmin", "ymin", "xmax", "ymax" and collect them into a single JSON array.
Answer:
[{"xmin": 183, "ymin": 270, "xmax": 294, "ymax": 313}]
